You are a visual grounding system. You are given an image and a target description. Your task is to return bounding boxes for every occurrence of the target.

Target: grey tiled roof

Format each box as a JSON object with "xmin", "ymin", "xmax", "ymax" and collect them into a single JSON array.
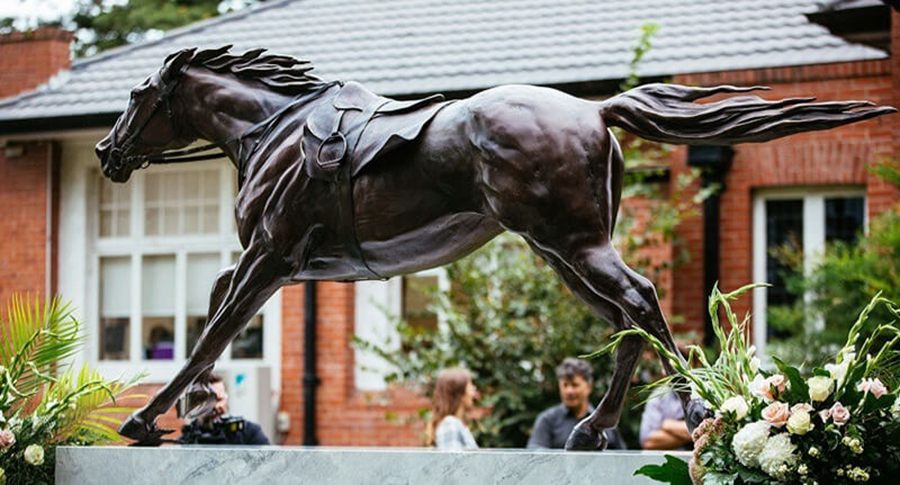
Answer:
[{"xmin": 0, "ymin": 0, "xmax": 887, "ymax": 126}]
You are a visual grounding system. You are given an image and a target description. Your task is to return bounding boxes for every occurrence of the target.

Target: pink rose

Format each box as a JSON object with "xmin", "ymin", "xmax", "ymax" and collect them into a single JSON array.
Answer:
[
  {"xmin": 791, "ymin": 403, "xmax": 813, "ymax": 414},
  {"xmin": 829, "ymin": 402, "xmax": 851, "ymax": 426},
  {"xmin": 760, "ymin": 374, "xmax": 787, "ymax": 400},
  {"xmin": 0, "ymin": 428, "xmax": 15, "ymax": 450},
  {"xmin": 858, "ymin": 378, "xmax": 888, "ymax": 398},
  {"xmin": 761, "ymin": 401, "xmax": 791, "ymax": 428}
]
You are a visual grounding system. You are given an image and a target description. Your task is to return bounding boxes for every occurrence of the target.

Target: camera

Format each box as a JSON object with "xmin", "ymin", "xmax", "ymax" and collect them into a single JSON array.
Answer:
[{"xmin": 179, "ymin": 415, "xmax": 246, "ymax": 445}]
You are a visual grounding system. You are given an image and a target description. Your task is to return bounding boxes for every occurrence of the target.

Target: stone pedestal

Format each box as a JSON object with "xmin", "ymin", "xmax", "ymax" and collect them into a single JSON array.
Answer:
[{"xmin": 56, "ymin": 446, "xmax": 689, "ymax": 484}]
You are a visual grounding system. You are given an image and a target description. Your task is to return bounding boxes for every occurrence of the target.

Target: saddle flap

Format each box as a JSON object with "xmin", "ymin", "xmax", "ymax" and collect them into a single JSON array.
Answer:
[
  {"xmin": 304, "ymin": 103, "xmax": 335, "ymax": 140},
  {"xmin": 376, "ymin": 94, "xmax": 446, "ymax": 114},
  {"xmin": 332, "ymin": 81, "xmax": 381, "ymax": 111}
]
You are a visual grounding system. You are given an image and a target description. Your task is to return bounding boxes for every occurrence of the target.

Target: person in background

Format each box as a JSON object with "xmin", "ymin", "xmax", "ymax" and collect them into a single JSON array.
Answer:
[
  {"xmin": 527, "ymin": 357, "xmax": 626, "ymax": 449},
  {"xmin": 639, "ymin": 344, "xmax": 694, "ymax": 450},
  {"xmin": 428, "ymin": 368, "xmax": 479, "ymax": 450},
  {"xmin": 639, "ymin": 387, "xmax": 691, "ymax": 450},
  {"xmin": 180, "ymin": 373, "xmax": 270, "ymax": 445}
]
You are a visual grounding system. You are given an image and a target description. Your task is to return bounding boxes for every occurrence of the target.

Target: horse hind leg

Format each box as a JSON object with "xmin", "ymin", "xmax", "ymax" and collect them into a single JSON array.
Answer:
[{"xmin": 531, "ymin": 245, "xmax": 644, "ymax": 451}]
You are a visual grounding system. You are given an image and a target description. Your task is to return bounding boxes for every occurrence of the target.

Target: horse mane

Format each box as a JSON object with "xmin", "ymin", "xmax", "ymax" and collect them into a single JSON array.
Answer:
[{"xmin": 184, "ymin": 45, "xmax": 326, "ymax": 94}]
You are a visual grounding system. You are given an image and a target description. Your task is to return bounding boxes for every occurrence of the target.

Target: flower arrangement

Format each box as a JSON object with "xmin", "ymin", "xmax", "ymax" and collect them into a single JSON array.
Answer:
[
  {"xmin": 609, "ymin": 284, "xmax": 899, "ymax": 484},
  {"xmin": 0, "ymin": 296, "xmax": 143, "ymax": 485}
]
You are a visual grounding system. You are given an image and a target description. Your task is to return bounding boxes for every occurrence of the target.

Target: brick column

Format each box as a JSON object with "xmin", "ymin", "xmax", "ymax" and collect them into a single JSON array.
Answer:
[
  {"xmin": 0, "ymin": 28, "xmax": 72, "ymax": 312},
  {"xmin": 0, "ymin": 27, "xmax": 73, "ymax": 99}
]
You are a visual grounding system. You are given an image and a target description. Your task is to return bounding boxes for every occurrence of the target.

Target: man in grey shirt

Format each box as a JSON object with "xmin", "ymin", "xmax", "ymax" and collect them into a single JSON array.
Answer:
[{"xmin": 527, "ymin": 358, "xmax": 626, "ymax": 449}]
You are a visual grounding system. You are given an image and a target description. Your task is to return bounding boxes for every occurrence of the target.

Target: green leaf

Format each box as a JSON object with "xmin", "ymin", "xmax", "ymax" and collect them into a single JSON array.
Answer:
[
  {"xmin": 812, "ymin": 367, "xmax": 831, "ymax": 378},
  {"xmin": 633, "ymin": 454, "xmax": 691, "ymax": 485},
  {"xmin": 772, "ymin": 356, "xmax": 808, "ymax": 402}
]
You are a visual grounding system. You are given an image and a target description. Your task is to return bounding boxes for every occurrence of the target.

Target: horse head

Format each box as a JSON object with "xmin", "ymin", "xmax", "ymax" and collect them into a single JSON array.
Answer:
[{"xmin": 96, "ymin": 48, "xmax": 200, "ymax": 182}]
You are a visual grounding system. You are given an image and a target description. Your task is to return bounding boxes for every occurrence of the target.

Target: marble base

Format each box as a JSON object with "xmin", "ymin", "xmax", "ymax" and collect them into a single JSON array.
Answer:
[{"xmin": 56, "ymin": 446, "xmax": 689, "ymax": 484}]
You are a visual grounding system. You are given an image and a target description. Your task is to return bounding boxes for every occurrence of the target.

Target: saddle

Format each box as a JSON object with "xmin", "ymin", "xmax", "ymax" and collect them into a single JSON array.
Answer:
[
  {"xmin": 301, "ymin": 81, "xmax": 450, "ymax": 181},
  {"xmin": 293, "ymin": 82, "xmax": 451, "ymax": 280}
]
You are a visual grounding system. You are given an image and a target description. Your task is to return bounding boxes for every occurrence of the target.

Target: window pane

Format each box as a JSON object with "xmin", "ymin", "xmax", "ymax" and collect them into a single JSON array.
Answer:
[
  {"xmin": 143, "ymin": 316, "xmax": 175, "ymax": 361},
  {"xmin": 402, "ymin": 274, "xmax": 439, "ymax": 332},
  {"xmin": 765, "ymin": 199, "xmax": 803, "ymax": 332},
  {"xmin": 231, "ymin": 314, "xmax": 264, "ymax": 359},
  {"xmin": 142, "ymin": 255, "xmax": 175, "ymax": 361},
  {"xmin": 98, "ymin": 175, "xmax": 130, "ymax": 238},
  {"xmin": 187, "ymin": 253, "xmax": 221, "ymax": 314},
  {"xmin": 100, "ymin": 257, "xmax": 130, "ymax": 361},
  {"xmin": 143, "ymin": 169, "xmax": 220, "ymax": 236},
  {"xmin": 825, "ymin": 196, "xmax": 864, "ymax": 244}
]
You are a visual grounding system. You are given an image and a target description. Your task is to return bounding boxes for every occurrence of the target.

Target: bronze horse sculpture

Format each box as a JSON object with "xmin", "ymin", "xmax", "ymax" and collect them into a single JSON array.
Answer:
[{"xmin": 95, "ymin": 46, "xmax": 895, "ymax": 448}]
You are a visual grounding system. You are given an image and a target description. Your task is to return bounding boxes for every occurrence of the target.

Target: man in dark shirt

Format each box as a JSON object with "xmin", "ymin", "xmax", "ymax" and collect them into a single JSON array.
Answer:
[
  {"xmin": 180, "ymin": 373, "xmax": 270, "ymax": 445},
  {"xmin": 527, "ymin": 358, "xmax": 626, "ymax": 449}
]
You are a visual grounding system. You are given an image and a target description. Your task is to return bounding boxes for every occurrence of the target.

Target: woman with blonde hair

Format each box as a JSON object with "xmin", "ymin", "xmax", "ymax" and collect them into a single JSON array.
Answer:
[{"xmin": 427, "ymin": 368, "xmax": 479, "ymax": 450}]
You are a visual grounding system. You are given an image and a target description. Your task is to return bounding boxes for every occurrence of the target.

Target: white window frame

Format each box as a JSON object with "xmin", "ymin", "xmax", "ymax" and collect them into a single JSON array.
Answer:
[
  {"xmin": 354, "ymin": 268, "xmax": 449, "ymax": 391},
  {"xmin": 751, "ymin": 186, "xmax": 867, "ymax": 357},
  {"xmin": 58, "ymin": 138, "xmax": 281, "ymax": 388}
]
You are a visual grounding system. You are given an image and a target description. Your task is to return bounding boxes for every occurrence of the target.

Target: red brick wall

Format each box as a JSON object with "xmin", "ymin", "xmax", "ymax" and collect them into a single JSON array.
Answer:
[
  {"xmin": 278, "ymin": 282, "xmax": 429, "ymax": 446},
  {"xmin": 0, "ymin": 28, "xmax": 73, "ymax": 100},
  {"xmin": 671, "ymin": 58, "xmax": 897, "ymax": 328},
  {"xmin": 0, "ymin": 142, "xmax": 52, "ymax": 309},
  {"xmin": 0, "ymin": 27, "xmax": 72, "ymax": 309}
]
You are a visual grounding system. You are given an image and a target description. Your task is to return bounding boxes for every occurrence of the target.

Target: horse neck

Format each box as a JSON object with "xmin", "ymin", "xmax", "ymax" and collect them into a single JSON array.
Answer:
[{"xmin": 176, "ymin": 69, "xmax": 296, "ymax": 164}]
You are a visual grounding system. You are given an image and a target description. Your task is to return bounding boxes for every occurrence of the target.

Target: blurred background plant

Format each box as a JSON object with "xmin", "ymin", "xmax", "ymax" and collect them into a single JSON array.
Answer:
[
  {"xmin": 0, "ymin": 295, "xmax": 144, "ymax": 485},
  {"xmin": 766, "ymin": 159, "xmax": 900, "ymax": 368},
  {"xmin": 355, "ymin": 24, "xmax": 710, "ymax": 448}
]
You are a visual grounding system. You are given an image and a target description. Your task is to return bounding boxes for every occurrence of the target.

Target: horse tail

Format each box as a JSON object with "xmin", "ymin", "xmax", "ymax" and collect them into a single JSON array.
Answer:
[{"xmin": 597, "ymin": 83, "xmax": 896, "ymax": 145}]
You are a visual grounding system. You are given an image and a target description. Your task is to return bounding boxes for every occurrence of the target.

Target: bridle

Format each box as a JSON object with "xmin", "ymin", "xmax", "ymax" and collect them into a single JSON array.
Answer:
[
  {"xmin": 107, "ymin": 63, "xmax": 342, "ymax": 185},
  {"xmin": 107, "ymin": 65, "xmax": 227, "ymax": 174}
]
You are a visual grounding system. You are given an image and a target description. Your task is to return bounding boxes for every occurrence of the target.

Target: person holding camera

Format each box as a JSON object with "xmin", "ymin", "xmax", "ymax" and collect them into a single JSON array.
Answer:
[{"xmin": 180, "ymin": 373, "xmax": 270, "ymax": 445}]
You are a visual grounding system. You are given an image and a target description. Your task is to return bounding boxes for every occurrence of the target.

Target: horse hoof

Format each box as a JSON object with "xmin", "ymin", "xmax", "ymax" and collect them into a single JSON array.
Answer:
[
  {"xmin": 564, "ymin": 418, "xmax": 608, "ymax": 451},
  {"xmin": 119, "ymin": 413, "xmax": 174, "ymax": 446},
  {"xmin": 686, "ymin": 398, "xmax": 713, "ymax": 434}
]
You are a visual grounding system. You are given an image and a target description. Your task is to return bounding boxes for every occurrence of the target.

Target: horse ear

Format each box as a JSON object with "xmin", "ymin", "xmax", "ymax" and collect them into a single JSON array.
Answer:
[{"xmin": 161, "ymin": 48, "xmax": 196, "ymax": 83}]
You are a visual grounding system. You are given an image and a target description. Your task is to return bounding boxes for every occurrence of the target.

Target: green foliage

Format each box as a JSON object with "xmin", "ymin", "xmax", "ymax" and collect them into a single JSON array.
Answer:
[
  {"xmin": 0, "ymin": 295, "xmax": 143, "ymax": 485},
  {"xmin": 767, "ymin": 161, "xmax": 900, "ymax": 368},
  {"xmin": 595, "ymin": 284, "xmax": 762, "ymax": 409},
  {"xmin": 633, "ymin": 454, "xmax": 691, "ymax": 485}
]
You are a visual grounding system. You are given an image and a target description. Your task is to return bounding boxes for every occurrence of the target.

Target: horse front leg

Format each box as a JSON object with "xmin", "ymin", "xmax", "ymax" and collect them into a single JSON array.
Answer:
[
  {"xmin": 119, "ymin": 242, "xmax": 290, "ymax": 445},
  {"xmin": 178, "ymin": 264, "xmax": 236, "ymax": 420}
]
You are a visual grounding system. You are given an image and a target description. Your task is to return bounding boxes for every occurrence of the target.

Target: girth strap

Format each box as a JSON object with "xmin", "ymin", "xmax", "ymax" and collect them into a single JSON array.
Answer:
[{"xmin": 333, "ymin": 99, "xmax": 390, "ymax": 281}]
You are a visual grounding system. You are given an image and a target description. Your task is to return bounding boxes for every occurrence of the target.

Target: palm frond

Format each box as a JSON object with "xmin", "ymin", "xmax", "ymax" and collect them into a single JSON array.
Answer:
[
  {"xmin": 43, "ymin": 365, "xmax": 146, "ymax": 444},
  {"xmin": 1, "ymin": 295, "xmax": 82, "ymax": 413}
]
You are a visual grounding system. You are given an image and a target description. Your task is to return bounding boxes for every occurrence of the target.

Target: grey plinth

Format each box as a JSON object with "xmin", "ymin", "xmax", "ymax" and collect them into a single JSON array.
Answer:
[{"xmin": 57, "ymin": 446, "xmax": 689, "ymax": 485}]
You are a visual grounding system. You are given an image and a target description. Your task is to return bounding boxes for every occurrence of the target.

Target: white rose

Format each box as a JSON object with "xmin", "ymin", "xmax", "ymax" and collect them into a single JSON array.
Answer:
[
  {"xmin": 24, "ymin": 444, "xmax": 44, "ymax": 466},
  {"xmin": 749, "ymin": 375, "xmax": 768, "ymax": 400},
  {"xmin": 732, "ymin": 421, "xmax": 770, "ymax": 467},
  {"xmin": 787, "ymin": 410, "xmax": 813, "ymax": 435},
  {"xmin": 807, "ymin": 376, "xmax": 834, "ymax": 402},
  {"xmin": 825, "ymin": 360, "xmax": 850, "ymax": 389},
  {"xmin": 721, "ymin": 396, "xmax": 750, "ymax": 420},
  {"xmin": 758, "ymin": 433, "xmax": 798, "ymax": 480}
]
